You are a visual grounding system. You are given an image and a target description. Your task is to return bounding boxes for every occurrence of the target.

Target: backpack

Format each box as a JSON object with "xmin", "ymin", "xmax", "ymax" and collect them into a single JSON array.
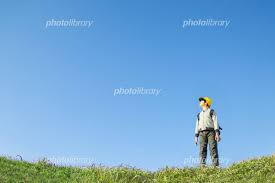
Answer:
[{"xmin": 197, "ymin": 109, "xmax": 223, "ymax": 131}]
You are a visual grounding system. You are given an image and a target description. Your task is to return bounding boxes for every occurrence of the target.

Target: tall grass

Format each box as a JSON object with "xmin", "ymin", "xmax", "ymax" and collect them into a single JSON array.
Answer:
[{"xmin": 0, "ymin": 155, "xmax": 274, "ymax": 182}]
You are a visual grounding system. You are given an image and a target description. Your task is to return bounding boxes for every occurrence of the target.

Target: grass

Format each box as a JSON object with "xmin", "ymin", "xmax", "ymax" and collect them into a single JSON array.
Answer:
[{"xmin": 0, "ymin": 155, "xmax": 274, "ymax": 183}]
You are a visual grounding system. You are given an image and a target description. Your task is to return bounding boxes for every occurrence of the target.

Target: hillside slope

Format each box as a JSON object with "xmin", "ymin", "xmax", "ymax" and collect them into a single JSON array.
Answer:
[{"xmin": 0, "ymin": 155, "xmax": 274, "ymax": 182}]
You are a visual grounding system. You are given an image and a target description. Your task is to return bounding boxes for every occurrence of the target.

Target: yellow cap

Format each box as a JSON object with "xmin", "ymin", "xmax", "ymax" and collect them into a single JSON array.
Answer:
[{"xmin": 199, "ymin": 97, "xmax": 212, "ymax": 106}]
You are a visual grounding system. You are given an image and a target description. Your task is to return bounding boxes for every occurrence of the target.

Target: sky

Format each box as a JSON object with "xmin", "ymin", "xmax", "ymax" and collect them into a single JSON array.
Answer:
[{"xmin": 0, "ymin": 0, "xmax": 274, "ymax": 171}]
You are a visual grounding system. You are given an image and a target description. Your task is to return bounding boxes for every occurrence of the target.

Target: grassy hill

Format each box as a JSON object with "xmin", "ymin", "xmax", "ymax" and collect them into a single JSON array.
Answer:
[{"xmin": 0, "ymin": 155, "xmax": 274, "ymax": 183}]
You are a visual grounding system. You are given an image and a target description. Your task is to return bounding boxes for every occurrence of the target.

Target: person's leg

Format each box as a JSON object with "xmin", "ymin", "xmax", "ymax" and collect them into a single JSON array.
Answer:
[
  {"xmin": 199, "ymin": 131, "xmax": 208, "ymax": 166},
  {"xmin": 208, "ymin": 130, "xmax": 219, "ymax": 167}
]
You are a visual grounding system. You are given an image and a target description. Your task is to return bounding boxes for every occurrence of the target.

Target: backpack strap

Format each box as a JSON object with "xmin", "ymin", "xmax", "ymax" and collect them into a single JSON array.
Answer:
[{"xmin": 197, "ymin": 112, "xmax": 200, "ymax": 121}]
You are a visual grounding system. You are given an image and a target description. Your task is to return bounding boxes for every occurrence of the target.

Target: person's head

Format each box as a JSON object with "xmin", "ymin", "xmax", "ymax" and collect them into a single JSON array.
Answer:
[{"xmin": 199, "ymin": 97, "xmax": 212, "ymax": 108}]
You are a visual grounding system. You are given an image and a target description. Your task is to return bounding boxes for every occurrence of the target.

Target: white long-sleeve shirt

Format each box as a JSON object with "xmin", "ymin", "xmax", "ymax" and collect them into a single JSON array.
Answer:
[{"xmin": 195, "ymin": 108, "xmax": 219, "ymax": 137}]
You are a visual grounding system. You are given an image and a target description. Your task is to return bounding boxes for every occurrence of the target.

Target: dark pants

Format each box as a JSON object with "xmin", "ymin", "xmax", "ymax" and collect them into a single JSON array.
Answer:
[{"xmin": 199, "ymin": 130, "xmax": 219, "ymax": 166}]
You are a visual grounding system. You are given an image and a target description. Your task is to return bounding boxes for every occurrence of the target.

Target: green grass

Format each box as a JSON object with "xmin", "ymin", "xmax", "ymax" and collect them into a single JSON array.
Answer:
[{"xmin": 0, "ymin": 155, "xmax": 274, "ymax": 183}]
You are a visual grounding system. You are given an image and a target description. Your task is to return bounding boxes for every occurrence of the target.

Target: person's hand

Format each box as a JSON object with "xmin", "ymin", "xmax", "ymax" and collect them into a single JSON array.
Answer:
[
  {"xmin": 195, "ymin": 137, "xmax": 198, "ymax": 146},
  {"xmin": 215, "ymin": 133, "xmax": 221, "ymax": 142}
]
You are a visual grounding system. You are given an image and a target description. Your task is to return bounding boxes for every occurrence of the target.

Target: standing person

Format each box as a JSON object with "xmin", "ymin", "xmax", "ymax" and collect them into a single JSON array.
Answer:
[{"xmin": 194, "ymin": 97, "xmax": 221, "ymax": 167}]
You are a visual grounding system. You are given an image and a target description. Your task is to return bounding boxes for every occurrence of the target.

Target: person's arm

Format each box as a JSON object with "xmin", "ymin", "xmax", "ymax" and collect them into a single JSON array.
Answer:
[
  {"xmin": 194, "ymin": 118, "xmax": 199, "ymax": 145},
  {"xmin": 212, "ymin": 111, "xmax": 221, "ymax": 142},
  {"xmin": 195, "ymin": 118, "xmax": 199, "ymax": 137},
  {"xmin": 212, "ymin": 111, "xmax": 220, "ymax": 135}
]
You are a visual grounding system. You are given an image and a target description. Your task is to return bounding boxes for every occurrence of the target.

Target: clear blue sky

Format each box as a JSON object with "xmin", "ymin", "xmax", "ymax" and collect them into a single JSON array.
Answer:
[{"xmin": 0, "ymin": 0, "xmax": 274, "ymax": 170}]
